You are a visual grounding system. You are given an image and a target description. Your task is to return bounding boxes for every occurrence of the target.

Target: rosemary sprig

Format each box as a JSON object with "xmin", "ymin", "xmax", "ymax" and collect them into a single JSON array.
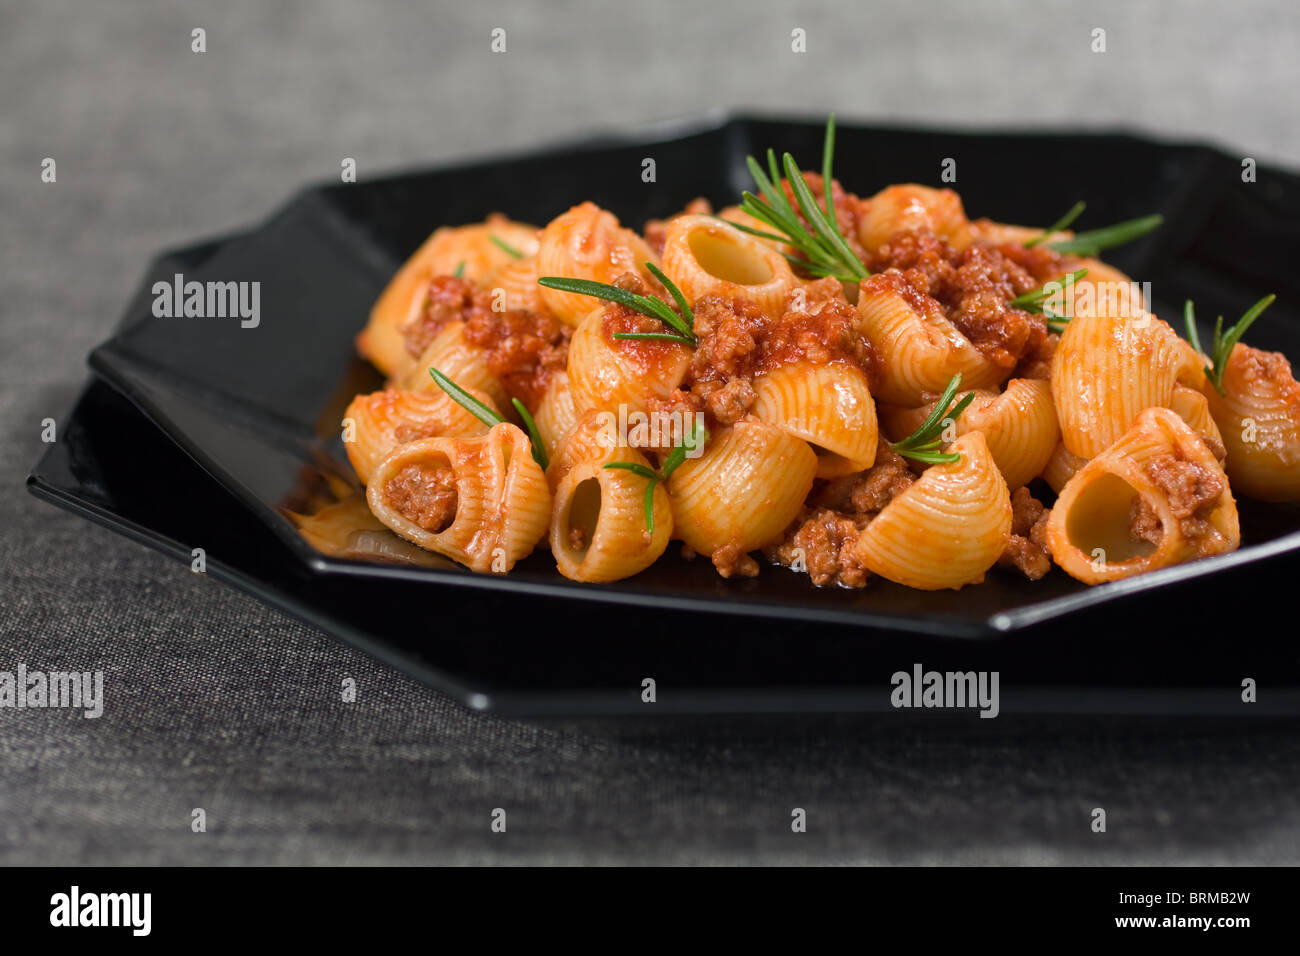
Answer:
[
  {"xmin": 537, "ymin": 268, "xmax": 696, "ymax": 346},
  {"xmin": 427, "ymin": 368, "xmax": 548, "ymax": 470},
  {"xmin": 1008, "ymin": 268, "xmax": 1088, "ymax": 333},
  {"xmin": 1183, "ymin": 300, "xmax": 1203, "ymax": 355},
  {"xmin": 603, "ymin": 420, "xmax": 708, "ymax": 533},
  {"xmin": 1024, "ymin": 201, "xmax": 1086, "ymax": 248},
  {"xmin": 1046, "ymin": 213, "xmax": 1163, "ymax": 256},
  {"xmin": 735, "ymin": 115, "xmax": 869, "ymax": 283},
  {"xmin": 490, "ymin": 235, "xmax": 524, "ymax": 259},
  {"xmin": 1188, "ymin": 294, "xmax": 1278, "ymax": 394},
  {"xmin": 890, "ymin": 374, "xmax": 977, "ymax": 464}
]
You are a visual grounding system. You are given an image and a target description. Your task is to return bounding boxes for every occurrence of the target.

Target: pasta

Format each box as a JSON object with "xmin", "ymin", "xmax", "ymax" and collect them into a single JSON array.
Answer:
[
  {"xmin": 536, "ymin": 202, "xmax": 659, "ymax": 325},
  {"xmin": 365, "ymin": 424, "xmax": 551, "ymax": 573},
  {"xmin": 328, "ymin": 119, "xmax": 1294, "ymax": 591},
  {"xmin": 358, "ymin": 215, "xmax": 541, "ymax": 377},
  {"xmin": 1043, "ymin": 408, "xmax": 1239, "ymax": 583},
  {"xmin": 1203, "ymin": 343, "xmax": 1300, "ymax": 501},
  {"xmin": 854, "ymin": 431, "xmax": 1012, "ymax": 590}
]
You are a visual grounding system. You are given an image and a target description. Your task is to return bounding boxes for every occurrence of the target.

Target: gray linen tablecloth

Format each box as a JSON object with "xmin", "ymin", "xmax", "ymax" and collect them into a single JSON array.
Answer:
[{"xmin": 2, "ymin": 0, "xmax": 1298, "ymax": 864}]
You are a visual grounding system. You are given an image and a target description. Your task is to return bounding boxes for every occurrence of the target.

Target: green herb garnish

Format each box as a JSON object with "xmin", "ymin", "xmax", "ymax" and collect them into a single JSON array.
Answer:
[
  {"xmin": 538, "ymin": 266, "xmax": 696, "ymax": 347},
  {"xmin": 489, "ymin": 235, "xmax": 524, "ymax": 259},
  {"xmin": 603, "ymin": 420, "xmax": 708, "ymax": 533},
  {"xmin": 1008, "ymin": 268, "xmax": 1088, "ymax": 333},
  {"xmin": 1024, "ymin": 201, "xmax": 1086, "ymax": 248},
  {"xmin": 1046, "ymin": 214, "xmax": 1163, "ymax": 256},
  {"xmin": 729, "ymin": 115, "xmax": 869, "ymax": 284},
  {"xmin": 1188, "ymin": 294, "xmax": 1278, "ymax": 394},
  {"xmin": 453, "ymin": 261, "xmax": 466, "ymax": 278},
  {"xmin": 890, "ymin": 374, "xmax": 977, "ymax": 465},
  {"xmin": 427, "ymin": 368, "xmax": 548, "ymax": 470}
]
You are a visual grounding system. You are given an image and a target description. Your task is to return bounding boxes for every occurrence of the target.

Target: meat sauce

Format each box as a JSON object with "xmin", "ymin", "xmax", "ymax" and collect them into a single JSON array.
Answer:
[
  {"xmin": 404, "ymin": 275, "xmax": 570, "ymax": 409},
  {"xmin": 385, "ymin": 460, "xmax": 458, "ymax": 533},
  {"xmin": 1129, "ymin": 450, "xmax": 1226, "ymax": 550},
  {"xmin": 867, "ymin": 232, "xmax": 1067, "ymax": 374}
]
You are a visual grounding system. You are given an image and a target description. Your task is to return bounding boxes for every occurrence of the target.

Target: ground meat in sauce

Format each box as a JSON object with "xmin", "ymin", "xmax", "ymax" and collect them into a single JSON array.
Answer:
[
  {"xmin": 711, "ymin": 542, "xmax": 759, "ymax": 578},
  {"xmin": 653, "ymin": 290, "xmax": 879, "ymax": 433},
  {"xmin": 385, "ymin": 461, "xmax": 458, "ymax": 533},
  {"xmin": 764, "ymin": 509, "xmax": 869, "ymax": 588},
  {"xmin": 1129, "ymin": 451, "xmax": 1225, "ymax": 546},
  {"xmin": 866, "ymin": 231, "xmax": 1062, "ymax": 372},
  {"xmin": 764, "ymin": 447, "xmax": 917, "ymax": 588},
  {"xmin": 643, "ymin": 197, "xmax": 713, "ymax": 256},
  {"xmin": 998, "ymin": 486, "xmax": 1053, "ymax": 580},
  {"xmin": 813, "ymin": 446, "xmax": 915, "ymax": 517},
  {"xmin": 402, "ymin": 274, "xmax": 570, "ymax": 409},
  {"xmin": 568, "ymin": 526, "xmax": 588, "ymax": 552}
]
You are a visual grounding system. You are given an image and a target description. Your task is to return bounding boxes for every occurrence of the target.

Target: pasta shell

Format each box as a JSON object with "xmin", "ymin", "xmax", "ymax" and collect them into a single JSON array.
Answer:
[
  {"xmin": 537, "ymin": 202, "xmax": 659, "ymax": 325},
  {"xmin": 1044, "ymin": 407, "xmax": 1239, "ymax": 584},
  {"xmin": 533, "ymin": 370, "xmax": 580, "ymax": 462},
  {"xmin": 357, "ymin": 215, "xmax": 539, "ymax": 375},
  {"xmin": 1204, "ymin": 343, "xmax": 1300, "ymax": 501},
  {"xmin": 667, "ymin": 420, "xmax": 817, "ymax": 556},
  {"xmin": 396, "ymin": 319, "xmax": 508, "ymax": 409},
  {"xmin": 366, "ymin": 424, "xmax": 551, "ymax": 573},
  {"xmin": 1041, "ymin": 440, "xmax": 1089, "ymax": 494},
  {"xmin": 855, "ymin": 271, "xmax": 1003, "ymax": 405},
  {"xmin": 343, "ymin": 387, "xmax": 497, "ymax": 485},
  {"xmin": 880, "ymin": 378, "xmax": 1059, "ymax": 490},
  {"xmin": 566, "ymin": 304, "xmax": 692, "ymax": 417},
  {"xmin": 1050, "ymin": 304, "xmax": 1202, "ymax": 459},
  {"xmin": 854, "ymin": 431, "xmax": 1012, "ymax": 590},
  {"xmin": 550, "ymin": 445, "xmax": 672, "ymax": 582},
  {"xmin": 660, "ymin": 215, "xmax": 797, "ymax": 318},
  {"xmin": 751, "ymin": 361, "xmax": 879, "ymax": 477},
  {"xmin": 856, "ymin": 184, "xmax": 969, "ymax": 252}
]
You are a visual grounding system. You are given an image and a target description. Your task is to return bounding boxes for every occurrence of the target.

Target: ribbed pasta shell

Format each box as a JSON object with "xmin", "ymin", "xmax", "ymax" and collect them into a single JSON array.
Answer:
[
  {"xmin": 660, "ymin": 215, "xmax": 797, "ymax": 318},
  {"xmin": 537, "ymin": 202, "xmax": 659, "ymax": 325},
  {"xmin": 1044, "ymin": 407, "xmax": 1239, "ymax": 584},
  {"xmin": 1050, "ymin": 305, "xmax": 1201, "ymax": 459},
  {"xmin": 343, "ymin": 387, "xmax": 497, "ymax": 485},
  {"xmin": 547, "ymin": 408, "xmax": 621, "ymax": 492},
  {"xmin": 1041, "ymin": 441, "xmax": 1089, "ymax": 494},
  {"xmin": 1204, "ymin": 343, "xmax": 1300, "ymax": 501},
  {"xmin": 666, "ymin": 420, "xmax": 817, "ymax": 555},
  {"xmin": 855, "ymin": 272, "xmax": 1003, "ymax": 405},
  {"xmin": 566, "ymin": 304, "xmax": 692, "ymax": 417},
  {"xmin": 550, "ymin": 446, "xmax": 672, "ymax": 582},
  {"xmin": 366, "ymin": 424, "xmax": 551, "ymax": 573},
  {"xmin": 397, "ymin": 319, "xmax": 508, "ymax": 410},
  {"xmin": 751, "ymin": 361, "xmax": 879, "ymax": 477},
  {"xmin": 357, "ymin": 215, "xmax": 539, "ymax": 375},
  {"xmin": 856, "ymin": 184, "xmax": 969, "ymax": 252},
  {"xmin": 1169, "ymin": 384, "xmax": 1224, "ymax": 453},
  {"xmin": 533, "ymin": 370, "xmax": 580, "ymax": 462},
  {"xmin": 853, "ymin": 431, "xmax": 1012, "ymax": 590},
  {"xmin": 484, "ymin": 253, "xmax": 550, "ymax": 315},
  {"xmin": 879, "ymin": 378, "xmax": 1059, "ymax": 490}
]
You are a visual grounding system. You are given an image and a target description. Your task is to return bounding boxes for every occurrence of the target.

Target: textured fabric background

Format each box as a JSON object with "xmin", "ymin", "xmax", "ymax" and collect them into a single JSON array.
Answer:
[{"xmin": 3, "ymin": 0, "xmax": 1299, "ymax": 865}]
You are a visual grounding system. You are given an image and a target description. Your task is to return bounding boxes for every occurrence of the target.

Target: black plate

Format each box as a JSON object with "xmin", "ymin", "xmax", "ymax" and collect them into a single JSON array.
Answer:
[
  {"xmin": 81, "ymin": 114, "xmax": 1300, "ymax": 637},
  {"xmin": 27, "ymin": 375, "xmax": 1300, "ymax": 715}
]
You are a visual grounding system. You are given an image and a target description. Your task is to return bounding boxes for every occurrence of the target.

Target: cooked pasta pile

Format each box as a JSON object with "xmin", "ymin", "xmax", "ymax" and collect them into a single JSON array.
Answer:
[{"xmin": 346, "ymin": 135, "xmax": 1299, "ymax": 591}]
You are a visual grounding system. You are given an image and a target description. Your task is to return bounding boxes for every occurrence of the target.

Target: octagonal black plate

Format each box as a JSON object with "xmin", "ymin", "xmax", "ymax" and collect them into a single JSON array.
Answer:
[{"xmin": 81, "ymin": 114, "xmax": 1300, "ymax": 640}]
